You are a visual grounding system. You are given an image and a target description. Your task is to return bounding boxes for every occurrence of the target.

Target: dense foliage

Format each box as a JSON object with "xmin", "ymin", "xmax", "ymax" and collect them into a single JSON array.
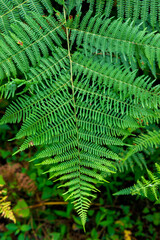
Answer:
[
  {"xmin": 0, "ymin": 0, "xmax": 160, "ymax": 232},
  {"xmin": 0, "ymin": 117, "xmax": 160, "ymax": 239}
]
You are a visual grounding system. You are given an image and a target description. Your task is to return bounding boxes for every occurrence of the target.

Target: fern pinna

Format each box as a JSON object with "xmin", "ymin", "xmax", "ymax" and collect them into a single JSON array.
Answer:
[
  {"xmin": 114, "ymin": 163, "xmax": 160, "ymax": 203},
  {"xmin": 0, "ymin": 0, "xmax": 160, "ymax": 227}
]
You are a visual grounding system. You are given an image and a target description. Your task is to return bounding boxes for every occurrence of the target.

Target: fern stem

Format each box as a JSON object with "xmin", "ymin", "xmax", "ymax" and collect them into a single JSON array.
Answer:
[{"xmin": 64, "ymin": 7, "xmax": 87, "ymax": 230}]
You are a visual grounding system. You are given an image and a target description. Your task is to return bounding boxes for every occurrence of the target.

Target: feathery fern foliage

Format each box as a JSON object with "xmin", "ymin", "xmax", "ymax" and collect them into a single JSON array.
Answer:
[
  {"xmin": 124, "ymin": 130, "xmax": 160, "ymax": 160},
  {"xmin": 0, "ymin": 194, "xmax": 16, "ymax": 223},
  {"xmin": 0, "ymin": 0, "xmax": 160, "ymax": 227},
  {"xmin": 0, "ymin": 183, "xmax": 16, "ymax": 223},
  {"xmin": 114, "ymin": 163, "xmax": 160, "ymax": 202}
]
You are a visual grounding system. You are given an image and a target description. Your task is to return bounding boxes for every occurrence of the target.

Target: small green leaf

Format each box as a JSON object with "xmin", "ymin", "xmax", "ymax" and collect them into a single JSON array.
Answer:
[
  {"xmin": 41, "ymin": 187, "xmax": 53, "ymax": 199},
  {"xmin": 143, "ymin": 207, "xmax": 149, "ymax": 214},
  {"xmin": 0, "ymin": 149, "xmax": 11, "ymax": 158},
  {"xmin": 50, "ymin": 232, "xmax": 61, "ymax": 240},
  {"xmin": 153, "ymin": 212, "xmax": 160, "ymax": 226},
  {"xmin": 60, "ymin": 224, "xmax": 67, "ymax": 237},
  {"xmin": 66, "ymin": 202, "xmax": 73, "ymax": 217},
  {"xmin": 88, "ymin": 209, "xmax": 94, "ymax": 216},
  {"xmin": 143, "ymin": 214, "xmax": 153, "ymax": 222},
  {"xmin": 54, "ymin": 210, "xmax": 68, "ymax": 218},
  {"xmin": 91, "ymin": 228, "xmax": 98, "ymax": 239},
  {"xmin": 6, "ymin": 223, "xmax": 18, "ymax": 231},
  {"xmin": 72, "ymin": 215, "xmax": 83, "ymax": 226},
  {"xmin": 13, "ymin": 199, "xmax": 30, "ymax": 218},
  {"xmin": 18, "ymin": 233, "xmax": 25, "ymax": 240},
  {"xmin": 0, "ymin": 175, "xmax": 6, "ymax": 186},
  {"xmin": 20, "ymin": 225, "xmax": 31, "ymax": 232},
  {"xmin": 108, "ymin": 226, "xmax": 115, "ymax": 235},
  {"xmin": 15, "ymin": 229, "xmax": 20, "ymax": 235}
]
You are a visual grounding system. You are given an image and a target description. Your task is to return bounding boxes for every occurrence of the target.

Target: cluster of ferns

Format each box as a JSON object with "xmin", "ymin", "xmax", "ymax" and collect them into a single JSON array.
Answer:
[{"xmin": 0, "ymin": 0, "xmax": 160, "ymax": 227}]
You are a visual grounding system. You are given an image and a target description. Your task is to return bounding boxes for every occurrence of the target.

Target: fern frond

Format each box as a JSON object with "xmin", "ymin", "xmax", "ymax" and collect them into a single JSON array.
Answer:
[
  {"xmin": 79, "ymin": 130, "xmax": 126, "ymax": 146},
  {"xmin": 125, "ymin": 130, "xmax": 160, "ymax": 159},
  {"xmin": 0, "ymin": 184, "xmax": 16, "ymax": 223},
  {"xmin": 0, "ymin": 0, "xmax": 53, "ymax": 34},
  {"xmin": 0, "ymin": 13, "xmax": 65, "ymax": 80},
  {"xmin": 72, "ymin": 53, "xmax": 160, "ymax": 109},
  {"xmin": 69, "ymin": 16, "xmax": 160, "ymax": 72},
  {"xmin": 95, "ymin": 0, "xmax": 106, "ymax": 15},
  {"xmin": 77, "ymin": 119, "xmax": 130, "ymax": 137},
  {"xmin": 114, "ymin": 163, "xmax": 160, "ymax": 202},
  {"xmin": 0, "ymin": 75, "xmax": 70, "ymax": 124},
  {"xmin": 111, "ymin": 0, "xmax": 160, "ymax": 28},
  {"xmin": 15, "ymin": 90, "xmax": 73, "ymax": 139},
  {"xmin": 31, "ymin": 137, "xmax": 77, "ymax": 161},
  {"xmin": 1, "ymin": 1, "xmax": 160, "ymax": 227},
  {"xmin": 0, "ymin": 81, "xmax": 17, "ymax": 99},
  {"xmin": 0, "ymin": 47, "xmax": 69, "ymax": 97},
  {"xmin": 65, "ymin": 0, "xmax": 83, "ymax": 13},
  {"xmin": 0, "ymin": 195, "xmax": 16, "ymax": 223},
  {"xmin": 115, "ymin": 152, "xmax": 147, "ymax": 173},
  {"xmin": 104, "ymin": 0, "xmax": 114, "ymax": 17}
]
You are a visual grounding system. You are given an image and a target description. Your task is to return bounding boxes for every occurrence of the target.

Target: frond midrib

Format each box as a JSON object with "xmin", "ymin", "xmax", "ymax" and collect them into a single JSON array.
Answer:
[
  {"xmin": 72, "ymin": 61, "xmax": 158, "ymax": 99},
  {"xmin": 64, "ymin": 7, "xmax": 88, "ymax": 227},
  {"xmin": 69, "ymin": 26, "xmax": 160, "ymax": 51}
]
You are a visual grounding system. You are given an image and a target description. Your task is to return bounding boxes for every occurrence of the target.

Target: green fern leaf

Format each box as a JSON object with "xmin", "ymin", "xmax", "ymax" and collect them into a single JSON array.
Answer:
[
  {"xmin": 1, "ymin": 1, "xmax": 160, "ymax": 227},
  {"xmin": 114, "ymin": 163, "xmax": 160, "ymax": 202}
]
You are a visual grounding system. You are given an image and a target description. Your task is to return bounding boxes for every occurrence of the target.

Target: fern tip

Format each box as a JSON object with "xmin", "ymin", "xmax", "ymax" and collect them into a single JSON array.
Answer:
[{"xmin": 8, "ymin": 137, "xmax": 16, "ymax": 142}]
